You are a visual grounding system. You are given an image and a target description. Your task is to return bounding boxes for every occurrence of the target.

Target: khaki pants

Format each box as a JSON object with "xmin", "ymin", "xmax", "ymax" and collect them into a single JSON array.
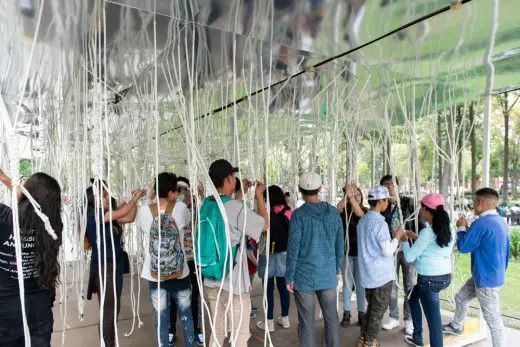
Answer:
[{"xmin": 205, "ymin": 287, "xmax": 251, "ymax": 347}]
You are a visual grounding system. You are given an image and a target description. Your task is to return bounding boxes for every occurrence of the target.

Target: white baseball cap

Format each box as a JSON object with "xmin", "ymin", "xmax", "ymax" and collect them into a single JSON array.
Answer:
[
  {"xmin": 367, "ymin": 185, "xmax": 390, "ymax": 201},
  {"xmin": 299, "ymin": 172, "xmax": 322, "ymax": 191}
]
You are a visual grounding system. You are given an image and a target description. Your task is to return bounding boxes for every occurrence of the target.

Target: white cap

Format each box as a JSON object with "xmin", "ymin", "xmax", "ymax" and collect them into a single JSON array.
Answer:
[
  {"xmin": 177, "ymin": 181, "xmax": 190, "ymax": 189},
  {"xmin": 367, "ymin": 185, "xmax": 390, "ymax": 201},
  {"xmin": 299, "ymin": 172, "xmax": 322, "ymax": 191}
]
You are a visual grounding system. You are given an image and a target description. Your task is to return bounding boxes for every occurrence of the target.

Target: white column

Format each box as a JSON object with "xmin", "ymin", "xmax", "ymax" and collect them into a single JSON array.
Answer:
[{"xmin": 481, "ymin": 0, "xmax": 500, "ymax": 187}]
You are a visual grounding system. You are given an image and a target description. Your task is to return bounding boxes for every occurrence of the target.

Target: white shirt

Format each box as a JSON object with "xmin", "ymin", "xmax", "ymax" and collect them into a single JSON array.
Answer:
[
  {"xmin": 204, "ymin": 199, "xmax": 264, "ymax": 294},
  {"xmin": 136, "ymin": 201, "xmax": 190, "ymax": 281}
]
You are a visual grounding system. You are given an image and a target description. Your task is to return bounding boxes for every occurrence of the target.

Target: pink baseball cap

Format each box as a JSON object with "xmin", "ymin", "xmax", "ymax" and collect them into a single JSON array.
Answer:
[{"xmin": 421, "ymin": 193, "xmax": 445, "ymax": 210}]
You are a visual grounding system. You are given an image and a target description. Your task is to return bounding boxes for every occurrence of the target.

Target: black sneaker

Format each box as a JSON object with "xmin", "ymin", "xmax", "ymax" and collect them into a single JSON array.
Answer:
[
  {"xmin": 340, "ymin": 310, "xmax": 351, "ymax": 328},
  {"xmin": 442, "ymin": 323, "xmax": 463, "ymax": 336},
  {"xmin": 404, "ymin": 335, "xmax": 424, "ymax": 346}
]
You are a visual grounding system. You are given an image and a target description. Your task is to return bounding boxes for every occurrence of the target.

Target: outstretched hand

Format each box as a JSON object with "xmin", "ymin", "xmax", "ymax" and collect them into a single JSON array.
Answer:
[
  {"xmin": 0, "ymin": 168, "xmax": 8, "ymax": 182},
  {"xmin": 406, "ymin": 230, "xmax": 418, "ymax": 241},
  {"xmin": 0, "ymin": 169, "xmax": 12, "ymax": 189},
  {"xmin": 394, "ymin": 228, "xmax": 407, "ymax": 242},
  {"xmin": 456, "ymin": 216, "xmax": 468, "ymax": 229},
  {"xmin": 255, "ymin": 181, "xmax": 266, "ymax": 197},
  {"xmin": 345, "ymin": 184, "xmax": 356, "ymax": 198},
  {"xmin": 131, "ymin": 189, "xmax": 146, "ymax": 201}
]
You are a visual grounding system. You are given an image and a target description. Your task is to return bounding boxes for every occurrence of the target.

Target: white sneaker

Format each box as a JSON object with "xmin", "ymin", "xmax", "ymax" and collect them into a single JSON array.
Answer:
[
  {"xmin": 256, "ymin": 319, "xmax": 275, "ymax": 332},
  {"xmin": 277, "ymin": 316, "xmax": 290, "ymax": 329},
  {"xmin": 382, "ymin": 318, "xmax": 400, "ymax": 331},
  {"xmin": 405, "ymin": 320, "xmax": 414, "ymax": 336}
]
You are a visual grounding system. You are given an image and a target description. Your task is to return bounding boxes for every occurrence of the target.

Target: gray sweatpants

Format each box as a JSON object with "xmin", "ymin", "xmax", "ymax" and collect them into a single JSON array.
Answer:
[
  {"xmin": 452, "ymin": 278, "xmax": 504, "ymax": 347},
  {"xmin": 294, "ymin": 288, "xmax": 340, "ymax": 347},
  {"xmin": 389, "ymin": 251, "xmax": 415, "ymax": 321}
]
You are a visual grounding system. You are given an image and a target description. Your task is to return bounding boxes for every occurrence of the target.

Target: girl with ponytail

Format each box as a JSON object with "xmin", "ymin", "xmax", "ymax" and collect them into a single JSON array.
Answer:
[
  {"xmin": 401, "ymin": 193, "xmax": 455, "ymax": 347},
  {"xmin": 0, "ymin": 169, "xmax": 63, "ymax": 346}
]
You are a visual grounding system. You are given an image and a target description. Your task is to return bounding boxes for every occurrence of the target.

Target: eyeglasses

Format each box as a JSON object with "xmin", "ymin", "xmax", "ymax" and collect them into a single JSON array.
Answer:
[{"xmin": 175, "ymin": 187, "xmax": 182, "ymax": 193}]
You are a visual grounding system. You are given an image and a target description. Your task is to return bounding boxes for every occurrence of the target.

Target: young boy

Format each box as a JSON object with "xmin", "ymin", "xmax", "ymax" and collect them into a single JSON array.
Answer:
[{"xmin": 357, "ymin": 185, "xmax": 406, "ymax": 347}]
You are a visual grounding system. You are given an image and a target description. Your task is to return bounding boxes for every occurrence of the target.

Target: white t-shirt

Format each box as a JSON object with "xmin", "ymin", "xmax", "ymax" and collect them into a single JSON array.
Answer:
[
  {"xmin": 204, "ymin": 199, "xmax": 264, "ymax": 294},
  {"xmin": 136, "ymin": 201, "xmax": 190, "ymax": 281}
]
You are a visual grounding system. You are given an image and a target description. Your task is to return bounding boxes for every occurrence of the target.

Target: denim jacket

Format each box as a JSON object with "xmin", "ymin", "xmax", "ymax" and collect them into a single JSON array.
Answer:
[{"xmin": 285, "ymin": 201, "xmax": 344, "ymax": 292}]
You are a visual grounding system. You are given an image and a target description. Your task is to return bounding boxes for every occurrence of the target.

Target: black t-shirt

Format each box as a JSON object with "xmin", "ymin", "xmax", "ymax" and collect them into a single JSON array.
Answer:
[
  {"xmin": 340, "ymin": 207, "xmax": 367, "ymax": 257},
  {"xmin": 0, "ymin": 204, "xmax": 44, "ymax": 297}
]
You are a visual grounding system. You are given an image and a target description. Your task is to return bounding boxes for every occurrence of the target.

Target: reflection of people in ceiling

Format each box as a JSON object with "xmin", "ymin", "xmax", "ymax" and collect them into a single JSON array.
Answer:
[
  {"xmin": 379, "ymin": 0, "xmax": 429, "ymax": 42},
  {"xmin": 341, "ymin": 0, "xmax": 367, "ymax": 82},
  {"xmin": 19, "ymin": 0, "xmax": 35, "ymax": 18},
  {"xmin": 343, "ymin": 0, "xmax": 366, "ymax": 48},
  {"xmin": 271, "ymin": 0, "xmax": 325, "ymax": 73}
]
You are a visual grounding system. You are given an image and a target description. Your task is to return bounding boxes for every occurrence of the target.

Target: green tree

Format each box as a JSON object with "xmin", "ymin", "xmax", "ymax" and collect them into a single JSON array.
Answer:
[{"xmin": 19, "ymin": 159, "xmax": 31, "ymax": 178}]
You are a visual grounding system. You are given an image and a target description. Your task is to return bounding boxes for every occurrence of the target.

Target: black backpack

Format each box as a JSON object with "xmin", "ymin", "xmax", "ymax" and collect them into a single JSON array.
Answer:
[{"xmin": 269, "ymin": 206, "xmax": 290, "ymax": 253}]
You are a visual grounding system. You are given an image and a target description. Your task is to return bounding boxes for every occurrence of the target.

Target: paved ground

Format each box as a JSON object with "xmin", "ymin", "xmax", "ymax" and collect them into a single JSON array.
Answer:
[{"xmin": 50, "ymin": 274, "xmax": 518, "ymax": 346}]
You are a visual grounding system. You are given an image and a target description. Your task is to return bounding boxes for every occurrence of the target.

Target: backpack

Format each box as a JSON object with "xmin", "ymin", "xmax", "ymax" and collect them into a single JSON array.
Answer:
[
  {"xmin": 265, "ymin": 206, "xmax": 290, "ymax": 253},
  {"xmin": 194, "ymin": 196, "xmax": 239, "ymax": 281},
  {"xmin": 149, "ymin": 203, "xmax": 184, "ymax": 281}
]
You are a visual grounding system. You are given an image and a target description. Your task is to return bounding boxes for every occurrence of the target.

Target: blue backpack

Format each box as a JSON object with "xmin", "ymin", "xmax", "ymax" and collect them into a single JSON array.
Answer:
[{"xmin": 195, "ymin": 196, "xmax": 239, "ymax": 281}]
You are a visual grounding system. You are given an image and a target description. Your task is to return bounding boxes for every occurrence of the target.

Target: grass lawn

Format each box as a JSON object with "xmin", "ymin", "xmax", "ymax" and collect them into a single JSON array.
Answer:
[{"xmin": 440, "ymin": 253, "xmax": 520, "ymax": 328}]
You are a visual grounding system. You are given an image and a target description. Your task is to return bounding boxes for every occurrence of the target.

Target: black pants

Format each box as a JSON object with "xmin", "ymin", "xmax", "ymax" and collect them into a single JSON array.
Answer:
[
  {"xmin": 0, "ymin": 291, "xmax": 54, "ymax": 346},
  {"xmin": 93, "ymin": 263, "xmax": 122, "ymax": 347},
  {"xmin": 170, "ymin": 261, "xmax": 201, "ymax": 335},
  {"xmin": 361, "ymin": 281, "xmax": 393, "ymax": 344}
]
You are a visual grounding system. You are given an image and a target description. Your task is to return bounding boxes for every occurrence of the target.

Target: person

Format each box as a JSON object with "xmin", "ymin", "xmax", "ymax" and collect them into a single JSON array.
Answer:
[
  {"xmin": 443, "ymin": 188, "xmax": 510, "ymax": 347},
  {"xmin": 202, "ymin": 159, "xmax": 268, "ymax": 347},
  {"xmin": 284, "ymin": 191, "xmax": 295, "ymax": 210},
  {"xmin": 285, "ymin": 172, "xmax": 344, "ymax": 347},
  {"xmin": 0, "ymin": 170, "xmax": 62, "ymax": 346},
  {"xmin": 337, "ymin": 183, "xmax": 367, "ymax": 327},
  {"xmin": 177, "ymin": 176, "xmax": 194, "ymax": 210},
  {"xmin": 234, "ymin": 179, "xmax": 259, "ymax": 319},
  {"xmin": 380, "ymin": 175, "xmax": 423, "ymax": 336},
  {"xmin": 169, "ymin": 177, "xmax": 204, "ymax": 346},
  {"xmin": 136, "ymin": 172, "xmax": 194, "ymax": 347},
  {"xmin": 401, "ymin": 194, "xmax": 455, "ymax": 347},
  {"xmin": 84, "ymin": 179, "xmax": 144, "ymax": 347},
  {"xmin": 357, "ymin": 185, "xmax": 407, "ymax": 347},
  {"xmin": 256, "ymin": 185, "xmax": 292, "ymax": 332}
]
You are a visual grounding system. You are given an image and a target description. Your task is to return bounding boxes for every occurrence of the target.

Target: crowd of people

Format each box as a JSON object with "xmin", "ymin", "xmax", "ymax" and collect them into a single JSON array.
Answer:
[{"xmin": 0, "ymin": 158, "xmax": 511, "ymax": 347}]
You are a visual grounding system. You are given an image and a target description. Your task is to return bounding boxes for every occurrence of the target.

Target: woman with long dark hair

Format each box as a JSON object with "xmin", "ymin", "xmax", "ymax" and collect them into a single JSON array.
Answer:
[
  {"xmin": 256, "ymin": 185, "xmax": 292, "ymax": 332},
  {"xmin": 0, "ymin": 169, "xmax": 63, "ymax": 346},
  {"xmin": 402, "ymin": 193, "xmax": 455, "ymax": 347},
  {"xmin": 337, "ymin": 183, "xmax": 368, "ymax": 327},
  {"xmin": 84, "ymin": 179, "xmax": 144, "ymax": 347}
]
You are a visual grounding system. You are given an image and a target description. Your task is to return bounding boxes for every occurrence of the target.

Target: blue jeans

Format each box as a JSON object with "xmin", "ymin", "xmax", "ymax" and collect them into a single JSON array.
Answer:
[
  {"xmin": 0, "ymin": 291, "xmax": 54, "ymax": 347},
  {"xmin": 342, "ymin": 256, "xmax": 365, "ymax": 312},
  {"xmin": 265, "ymin": 277, "xmax": 290, "ymax": 319},
  {"xmin": 409, "ymin": 274, "xmax": 451, "ymax": 347},
  {"xmin": 149, "ymin": 277, "xmax": 194, "ymax": 347}
]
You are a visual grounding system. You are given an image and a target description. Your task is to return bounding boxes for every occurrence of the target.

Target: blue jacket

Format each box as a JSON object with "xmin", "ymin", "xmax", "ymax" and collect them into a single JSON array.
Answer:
[
  {"xmin": 285, "ymin": 201, "xmax": 344, "ymax": 292},
  {"xmin": 457, "ymin": 213, "xmax": 509, "ymax": 288}
]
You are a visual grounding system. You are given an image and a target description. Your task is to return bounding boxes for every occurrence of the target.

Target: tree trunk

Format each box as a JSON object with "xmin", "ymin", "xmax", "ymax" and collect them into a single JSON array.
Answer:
[
  {"xmin": 457, "ymin": 105, "xmax": 464, "ymax": 196},
  {"xmin": 512, "ymin": 157, "xmax": 519, "ymax": 200},
  {"xmin": 512, "ymin": 171, "xmax": 518, "ymax": 200},
  {"xmin": 384, "ymin": 135, "xmax": 391, "ymax": 175},
  {"xmin": 469, "ymin": 102, "xmax": 477, "ymax": 193},
  {"xmin": 437, "ymin": 112, "xmax": 444, "ymax": 193},
  {"xmin": 502, "ymin": 92, "xmax": 510, "ymax": 201}
]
